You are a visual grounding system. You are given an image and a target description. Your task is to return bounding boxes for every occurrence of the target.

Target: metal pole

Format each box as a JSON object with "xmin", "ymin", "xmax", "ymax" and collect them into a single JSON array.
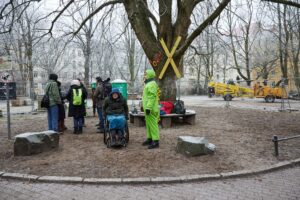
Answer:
[
  {"xmin": 272, "ymin": 135, "xmax": 279, "ymax": 156},
  {"xmin": 6, "ymin": 82, "xmax": 11, "ymax": 139}
]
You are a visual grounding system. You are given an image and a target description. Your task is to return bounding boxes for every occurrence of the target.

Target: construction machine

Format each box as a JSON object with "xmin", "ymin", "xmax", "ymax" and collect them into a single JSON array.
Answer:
[
  {"xmin": 208, "ymin": 79, "xmax": 287, "ymax": 103},
  {"xmin": 253, "ymin": 80, "xmax": 287, "ymax": 103},
  {"xmin": 208, "ymin": 81, "xmax": 254, "ymax": 101}
]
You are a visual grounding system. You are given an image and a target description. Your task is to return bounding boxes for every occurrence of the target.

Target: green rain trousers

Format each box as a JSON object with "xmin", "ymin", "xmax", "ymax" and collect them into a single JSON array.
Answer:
[{"xmin": 143, "ymin": 69, "xmax": 160, "ymax": 141}]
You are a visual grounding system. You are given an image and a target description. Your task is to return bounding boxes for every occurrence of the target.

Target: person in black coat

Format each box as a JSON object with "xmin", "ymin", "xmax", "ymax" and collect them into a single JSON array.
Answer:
[
  {"xmin": 103, "ymin": 88, "xmax": 128, "ymax": 143},
  {"xmin": 66, "ymin": 80, "xmax": 87, "ymax": 134}
]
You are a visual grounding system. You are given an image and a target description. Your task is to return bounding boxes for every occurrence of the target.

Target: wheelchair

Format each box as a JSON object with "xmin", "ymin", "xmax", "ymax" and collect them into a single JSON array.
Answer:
[{"xmin": 103, "ymin": 116, "xmax": 129, "ymax": 148}]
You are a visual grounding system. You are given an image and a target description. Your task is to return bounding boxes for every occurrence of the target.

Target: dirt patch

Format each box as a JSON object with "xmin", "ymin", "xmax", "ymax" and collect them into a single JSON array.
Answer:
[{"xmin": 0, "ymin": 107, "xmax": 299, "ymax": 178}]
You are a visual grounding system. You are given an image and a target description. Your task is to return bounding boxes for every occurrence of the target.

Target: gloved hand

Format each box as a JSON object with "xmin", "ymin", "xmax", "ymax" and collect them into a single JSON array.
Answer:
[{"xmin": 145, "ymin": 109, "xmax": 151, "ymax": 115}]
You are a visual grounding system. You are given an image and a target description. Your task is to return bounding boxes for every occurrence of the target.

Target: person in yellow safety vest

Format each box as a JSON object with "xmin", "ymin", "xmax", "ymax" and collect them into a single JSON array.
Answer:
[{"xmin": 142, "ymin": 69, "xmax": 160, "ymax": 149}]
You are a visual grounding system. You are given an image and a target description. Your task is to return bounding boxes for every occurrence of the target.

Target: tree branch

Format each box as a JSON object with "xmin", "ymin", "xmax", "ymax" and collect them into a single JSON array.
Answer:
[
  {"xmin": 261, "ymin": 0, "xmax": 300, "ymax": 8},
  {"xmin": 175, "ymin": 0, "xmax": 231, "ymax": 57},
  {"xmin": 48, "ymin": 0, "xmax": 74, "ymax": 36},
  {"xmin": 73, "ymin": 0, "xmax": 123, "ymax": 35},
  {"xmin": 139, "ymin": 0, "xmax": 159, "ymax": 27}
]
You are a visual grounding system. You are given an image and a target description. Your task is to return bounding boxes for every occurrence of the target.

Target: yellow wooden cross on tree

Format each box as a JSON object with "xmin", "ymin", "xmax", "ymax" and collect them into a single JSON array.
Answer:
[{"xmin": 158, "ymin": 36, "xmax": 182, "ymax": 79}]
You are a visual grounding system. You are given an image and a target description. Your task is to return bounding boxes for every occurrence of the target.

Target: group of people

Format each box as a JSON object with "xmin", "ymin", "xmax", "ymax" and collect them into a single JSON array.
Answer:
[
  {"xmin": 45, "ymin": 69, "xmax": 160, "ymax": 149},
  {"xmin": 45, "ymin": 74, "xmax": 87, "ymax": 134}
]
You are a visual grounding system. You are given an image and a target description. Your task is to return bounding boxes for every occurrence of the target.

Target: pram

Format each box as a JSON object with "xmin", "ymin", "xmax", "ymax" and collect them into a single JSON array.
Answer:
[{"xmin": 103, "ymin": 115, "xmax": 129, "ymax": 148}]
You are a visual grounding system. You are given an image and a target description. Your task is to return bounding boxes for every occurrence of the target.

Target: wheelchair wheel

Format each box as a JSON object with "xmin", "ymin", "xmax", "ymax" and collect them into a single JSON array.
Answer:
[
  {"xmin": 103, "ymin": 129, "xmax": 107, "ymax": 144},
  {"xmin": 125, "ymin": 122, "xmax": 129, "ymax": 143},
  {"xmin": 106, "ymin": 138, "xmax": 111, "ymax": 148}
]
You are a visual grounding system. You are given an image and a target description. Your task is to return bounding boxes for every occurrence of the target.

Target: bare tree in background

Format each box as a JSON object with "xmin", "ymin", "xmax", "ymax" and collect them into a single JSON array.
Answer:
[
  {"xmin": 219, "ymin": 0, "xmax": 262, "ymax": 86},
  {"xmin": 251, "ymin": 29, "xmax": 278, "ymax": 80},
  {"xmin": 120, "ymin": 17, "xmax": 144, "ymax": 93},
  {"xmin": 65, "ymin": 0, "xmax": 104, "ymax": 86},
  {"xmin": 34, "ymin": 37, "xmax": 70, "ymax": 76},
  {"xmin": 1, "ymin": 4, "xmax": 43, "ymax": 100},
  {"xmin": 287, "ymin": 4, "xmax": 300, "ymax": 94}
]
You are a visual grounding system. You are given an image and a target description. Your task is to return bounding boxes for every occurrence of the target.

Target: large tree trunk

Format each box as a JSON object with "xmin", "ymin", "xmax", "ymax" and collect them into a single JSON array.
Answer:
[{"xmin": 122, "ymin": 0, "xmax": 230, "ymax": 100}]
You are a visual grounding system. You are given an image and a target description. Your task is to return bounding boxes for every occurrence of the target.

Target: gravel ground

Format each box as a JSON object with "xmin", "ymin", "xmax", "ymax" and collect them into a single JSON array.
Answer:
[{"xmin": 0, "ymin": 99, "xmax": 299, "ymax": 178}]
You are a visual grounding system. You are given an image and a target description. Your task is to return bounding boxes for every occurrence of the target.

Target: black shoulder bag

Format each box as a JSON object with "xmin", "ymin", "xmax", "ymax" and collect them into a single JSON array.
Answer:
[{"xmin": 41, "ymin": 84, "xmax": 51, "ymax": 108}]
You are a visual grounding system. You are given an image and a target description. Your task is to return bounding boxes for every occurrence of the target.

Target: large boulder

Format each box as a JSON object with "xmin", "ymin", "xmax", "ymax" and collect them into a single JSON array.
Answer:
[
  {"xmin": 14, "ymin": 131, "xmax": 59, "ymax": 156},
  {"xmin": 176, "ymin": 136, "xmax": 216, "ymax": 156}
]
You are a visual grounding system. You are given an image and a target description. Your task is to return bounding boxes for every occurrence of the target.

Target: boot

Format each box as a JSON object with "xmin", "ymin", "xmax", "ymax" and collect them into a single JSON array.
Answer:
[
  {"xmin": 142, "ymin": 138, "xmax": 152, "ymax": 146},
  {"xmin": 58, "ymin": 121, "xmax": 63, "ymax": 133},
  {"xmin": 73, "ymin": 127, "xmax": 78, "ymax": 134},
  {"xmin": 148, "ymin": 141, "xmax": 159, "ymax": 149},
  {"xmin": 78, "ymin": 127, "xmax": 83, "ymax": 134},
  {"xmin": 62, "ymin": 120, "xmax": 67, "ymax": 130}
]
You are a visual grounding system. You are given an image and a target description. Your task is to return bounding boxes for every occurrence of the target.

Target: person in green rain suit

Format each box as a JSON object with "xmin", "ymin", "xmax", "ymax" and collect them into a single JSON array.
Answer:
[{"xmin": 142, "ymin": 69, "xmax": 160, "ymax": 149}]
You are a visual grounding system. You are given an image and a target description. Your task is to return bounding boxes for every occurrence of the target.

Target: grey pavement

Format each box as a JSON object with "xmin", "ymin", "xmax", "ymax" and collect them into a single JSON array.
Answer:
[
  {"xmin": 1, "ymin": 96, "xmax": 299, "ymax": 115},
  {"xmin": 0, "ymin": 166, "xmax": 299, "ymax": 200}
]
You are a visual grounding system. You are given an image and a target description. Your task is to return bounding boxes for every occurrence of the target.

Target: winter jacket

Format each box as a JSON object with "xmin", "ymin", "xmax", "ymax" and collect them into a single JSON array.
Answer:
[
  {"xmin": 103, "ymin": 90, "xmax": 128, "ymax": 119},
  {"xmin": 66, "ymin": 85, "xmax": 87, "ymax": 118},
  {"xmin": 142, "ymin": 69, "xmax": 159, "ymax": 113},
  {"xmin": 44, "ymin": 80, "xmax": 61, "ymax": 107},
  {"xmin": 94, "ymin": 82, "xmax": 104, "ymax": 108}
]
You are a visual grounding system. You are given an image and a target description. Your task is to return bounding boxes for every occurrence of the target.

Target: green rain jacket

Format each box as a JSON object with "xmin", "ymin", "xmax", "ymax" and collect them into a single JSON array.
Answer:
[
  {"xmin": 45, "ymin": 80, "xmax": 61, "ymax": 107},
  {"xmin": 142, "ymin": 69, "xmax": 159, "ymax": 113}
]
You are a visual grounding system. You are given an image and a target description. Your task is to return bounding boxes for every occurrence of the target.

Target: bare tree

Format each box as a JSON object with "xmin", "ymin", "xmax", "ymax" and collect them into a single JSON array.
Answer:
[
  {"xmin": 251, "ymin": 29, "xmax": 278, "ymax": 80},
  {"xmin": 219, "ymin": 0, "xmax": 263, "ymax": 86},
  {"xmin": 34, "ymin": 37, "xmax": 70, "ymax": 76},
  {"xmin": 287, "ymin": 4, "xmax": 300, "ymax": 94},
  {"xmin": 261, "ymin": 0, "xmax": 300, "ymax": 8},
  {"xmin": 2, "ymin": 0, "xmax": 233, "ymax": 100}
]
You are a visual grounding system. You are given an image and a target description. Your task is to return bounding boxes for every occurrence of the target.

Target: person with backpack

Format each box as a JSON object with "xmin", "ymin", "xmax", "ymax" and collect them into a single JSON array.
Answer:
[
  {"xmin": 45, "ymin": 74, "xmax": 61, "ymax": 132},
  {"xmin": 94, "ymin": 77, "xmax": 112, "ymax": 133},
  {"xmin": 142, "ymin": 69, "xmax": 160, "ymax": 149},
  {"xmin": 77, "ymin": 78, "xmax": 88, "ymax": 127},
  {"xmin": 66, "ymin": 79, "xmax": 87, "ymax": 134}
]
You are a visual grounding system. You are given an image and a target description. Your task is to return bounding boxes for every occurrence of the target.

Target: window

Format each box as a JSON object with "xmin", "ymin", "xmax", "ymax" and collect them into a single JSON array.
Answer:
[
  {"xmin": 271, "ymin": 70, "xmax": 275, "ymax": 75},
  {"xmin": 33, "ymin": 71, "xmax": 38, "ymax": 78},
  {"xmin": 73, "ymin": 72, "xmax": 76, "ymax": 79},
  {"xmin": 78, "ymin": 50, "xmax": 81, "ymax": 57},
  {"xmin": 73, "ymin": 61, "xmax": 76, "ymax": 69},
  {"xmin": 64, "ymin": 72, "xmax": 68, "ymax": 78},
  {"xmin": 41, "ymin": 73, "xmax": 45, "ymax": 78},
  {"xmin": 189, "ymin": 68, "xmax": 194, "ymax": 74}
]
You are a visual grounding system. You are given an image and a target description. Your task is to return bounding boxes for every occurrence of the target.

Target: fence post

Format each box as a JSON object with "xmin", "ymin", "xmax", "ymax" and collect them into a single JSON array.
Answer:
[
  {"xmin": 272, "ymin": 135, "xmax": 279, "ymax": 156},
  {"xmin": 6, "ymin": 82, "xmax": 11, "ymax": 139}
]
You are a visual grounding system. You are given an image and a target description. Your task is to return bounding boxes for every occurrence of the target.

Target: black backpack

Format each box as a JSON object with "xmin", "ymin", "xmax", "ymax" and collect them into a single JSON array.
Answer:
[
  {"xmin": 102, "ymin": 81, "xmax": 112, "ymax": 98},
  {"xmin": 174, "ymin": 100, "xmax": 186, "ymax": 114}
]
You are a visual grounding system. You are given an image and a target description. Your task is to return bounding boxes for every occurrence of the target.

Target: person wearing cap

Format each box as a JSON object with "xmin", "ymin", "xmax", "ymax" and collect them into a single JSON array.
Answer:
[
  {"xmin": 142, "ymin": 69, "xmax": 160, "ymax": 149},
  {"xmin": 103, "ymin": 88, "xmax": 128, "ymax": 144},
  {"xmin": 66, "ymin": 79, "xmax": 87, "ymax": 134},
  {"xmin": 45, "ymin": 73, "xmax": 61, "ymax": 132}
]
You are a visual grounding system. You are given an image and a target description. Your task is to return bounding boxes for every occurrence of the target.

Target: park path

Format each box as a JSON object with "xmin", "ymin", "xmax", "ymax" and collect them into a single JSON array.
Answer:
[{"xmin": 0, "ymin": 166, "xmax": 299, "ymax": 200}]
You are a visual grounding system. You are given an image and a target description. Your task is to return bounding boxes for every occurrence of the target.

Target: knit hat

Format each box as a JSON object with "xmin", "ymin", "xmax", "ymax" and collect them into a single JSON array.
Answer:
[
  {"xmin": 111, "ymin": 88, "xmax": 120, "ymax": 94},
  {"xmin": 49, "ymin": 73, "xmax": 58, "ymax": 81},
  {"xmin": 71, "ymin": 79, "xmax": 80, "ymax": 86}
]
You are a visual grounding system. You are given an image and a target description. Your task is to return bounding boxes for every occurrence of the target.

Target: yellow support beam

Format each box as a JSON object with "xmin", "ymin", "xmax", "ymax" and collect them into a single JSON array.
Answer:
[{"xmin": 159, "ymin": 36, "xmax": 182, "ymax": 79}]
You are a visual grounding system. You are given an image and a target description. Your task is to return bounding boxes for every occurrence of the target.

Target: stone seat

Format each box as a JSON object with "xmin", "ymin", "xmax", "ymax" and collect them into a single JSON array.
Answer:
[{"xmin": 14, "ymin": 131, "xmax": 59, "ymax": 156}]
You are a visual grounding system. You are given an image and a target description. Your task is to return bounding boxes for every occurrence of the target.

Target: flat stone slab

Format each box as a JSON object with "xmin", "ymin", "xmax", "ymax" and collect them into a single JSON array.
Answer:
[{"xmin": 14, "ymin": 130, "xmax": 59, "ymax": 156}]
